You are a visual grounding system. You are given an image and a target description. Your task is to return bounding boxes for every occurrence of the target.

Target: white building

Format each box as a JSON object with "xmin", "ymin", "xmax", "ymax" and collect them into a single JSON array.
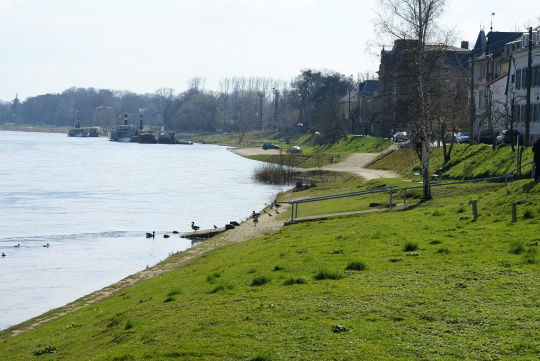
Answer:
[{"xmin": 506, "ymin": 29, "xmax": 540, "ymax": 143}]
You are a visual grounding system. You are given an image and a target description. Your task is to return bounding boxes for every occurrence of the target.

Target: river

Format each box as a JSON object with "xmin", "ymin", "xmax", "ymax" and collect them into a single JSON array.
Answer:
[{"xmin": 0, "ymin": 131, "xmax": 287, "ymax": 330}]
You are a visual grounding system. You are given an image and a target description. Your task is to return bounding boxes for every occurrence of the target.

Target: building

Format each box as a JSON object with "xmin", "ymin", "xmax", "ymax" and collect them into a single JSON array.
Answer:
[
  {"xmin": 505, "ymin": 29, "xmax": 540, "ymax": 143},
  {"xmin": 377, "ymin": 39, "xmax": 471, "ymax": 138},
  {"xmin": 471, "ymin": 30, "xmax": 523, "ymax": 135},
  {"xmin": 357, "ymin": 80, "xmax": 379, "ymax": 135}
]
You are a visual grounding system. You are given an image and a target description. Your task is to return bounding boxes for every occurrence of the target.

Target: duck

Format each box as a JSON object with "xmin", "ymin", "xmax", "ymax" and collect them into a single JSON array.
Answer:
[
  {"xmin": 172, "ymin": 231, "xmax": 179, "ymax": 234},
  {"xmin": 230, "ymin": 221, "xmax": 240, "ymax": 227},
  {"xmin": 43, "ymin": 243, "xmax": 50, "ymax": 248},
  {"xmin": 252, "ymin": 211, "xmax": 260, "ymax": 218},
  {"xmin": 145, "ymin": 231, "xmax": 155, "ymax": 239},
  {"xmin": 225, "ymin": 224, "xmax": 235, "ymax": 230},
  {"xmin": 191, "ymin": 222, "xmax": 200, "ymax": 232},
  {"xmin": 1, "ymin": 252, "xmax": 5, "ymax": 257},
  {"xmin": 163, "ymin": 234, "xmax": 170, "ymax": 238},
  {"xmin": 14, "ymin": 244, "xmax": 20, "ymax": 248}
]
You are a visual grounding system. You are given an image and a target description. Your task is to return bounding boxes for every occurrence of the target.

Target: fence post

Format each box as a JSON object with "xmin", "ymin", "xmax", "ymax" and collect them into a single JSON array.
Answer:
[
  {"xmin": 403, "ymin": 189, "xmax": 407, "ymax": 205},
  {"xmin": 471, "ymin": 200, "xmax": 478, "ymax": 221},
  {"xmin": 290, "ymin": 203, "xmax": 295, "ymax": 222},
  {"xmin": 511, "ymin": 202, "xmax": 517, "ymax": 223},
  {"xmin": 389, "ymin": 190, "xmax": 393, "ymax": 208}
]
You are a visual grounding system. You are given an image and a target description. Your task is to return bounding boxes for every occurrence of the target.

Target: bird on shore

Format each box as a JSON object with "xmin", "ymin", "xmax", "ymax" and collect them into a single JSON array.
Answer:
[
  {"xmin": 146, "ymin": 231, "xmax": 155, "ymax": 239},
  {"xmin": 163, "ymin": 234, "xmax": 170, "ymax": 238},
  {"xmin": 191, "ymin": 222, "xmax": 200, "ymax": 232},
  {"xmin": 275, "ymin": 209, "xmax": 280, "ymax": 214},
  {"xmin": 43, "ymin": 243, "xmax": 50, "ymax": 248},
  {"xmin": 274, "ymin": 202, "xmax": 281, "ymax": 209},
  {"xmin": 230, "ymin": 221, "xmax": 240, "ymax": 227},
  {"xmin": 225, "ymin": 224, "xmax": 235, "ymax": 230},
  {"xmin": 14, "ymin": 244, "xmax": 20, "ymax": 248},
  {"xmin": 252, "ymin": 211, "xmax": 260, "ymax": 218},
  {"xmin": 268, "ymin": 213, "xmax": 273, "ymax": 217},
  {"xmin": 213, "ymin": 225, "xmax": 218, "ymax": 229},
  {"xmin": 253, "ymin": 216, "xmax": 259, "ymax": 227},
  {"xmin": 263, "ymin": 209, "xmax": 267, "ymax": 214}
]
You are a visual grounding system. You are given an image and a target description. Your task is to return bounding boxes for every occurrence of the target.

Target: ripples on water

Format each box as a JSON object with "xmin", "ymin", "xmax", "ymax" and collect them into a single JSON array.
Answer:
[{"xmin": 0, "ymin": 131, "xmax": 287, "ymax": 329}]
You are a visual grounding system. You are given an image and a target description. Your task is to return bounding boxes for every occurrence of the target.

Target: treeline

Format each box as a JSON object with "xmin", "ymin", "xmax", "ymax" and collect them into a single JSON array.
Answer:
[{"xmin": 0, "ymin": 70, "xmax": 355, "ymax": 143}]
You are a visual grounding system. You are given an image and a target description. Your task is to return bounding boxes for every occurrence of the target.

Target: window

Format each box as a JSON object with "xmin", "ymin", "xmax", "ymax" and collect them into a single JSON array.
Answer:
[{"xmin": 516, "ymin": 69, "xmax": 522, "ymax": 89}]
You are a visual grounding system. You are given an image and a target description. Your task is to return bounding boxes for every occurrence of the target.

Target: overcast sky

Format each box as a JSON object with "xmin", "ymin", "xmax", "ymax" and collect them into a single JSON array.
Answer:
[{"xmin": 0, "ymin": 0, "xmax": 538, "ymax": 101}]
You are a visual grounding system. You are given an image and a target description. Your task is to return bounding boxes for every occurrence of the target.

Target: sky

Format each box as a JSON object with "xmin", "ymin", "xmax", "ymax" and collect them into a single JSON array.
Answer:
[{"xmin": 0, "ymin": 0, "xmax": 539, "ymax": 101}]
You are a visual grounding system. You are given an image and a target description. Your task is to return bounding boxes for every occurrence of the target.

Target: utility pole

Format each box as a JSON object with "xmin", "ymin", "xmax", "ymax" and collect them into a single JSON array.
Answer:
[
  {"xmin": 273, "ymin": 88, "xmax": 279, "ymax": 130},
  {"xmin": 258, "ymin": 92, "xmax": 264, "ymax": 130},
  {"xmin": 526, "ymin": 27, "xmax": 533, "ymax": 146},
  {"xmin": 469, "ymin": 50, "xmax": 476, "ymax": 137}
]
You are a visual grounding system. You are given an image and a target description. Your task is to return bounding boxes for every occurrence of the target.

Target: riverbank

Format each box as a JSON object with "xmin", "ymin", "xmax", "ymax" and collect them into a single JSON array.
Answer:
[
  {"xmin": 1, "ymin": 143, "xmax": 539, "ymax": 360},
  {"xmin": 0, "ymin": 124, "xmax": 69, "ymax": 133}
]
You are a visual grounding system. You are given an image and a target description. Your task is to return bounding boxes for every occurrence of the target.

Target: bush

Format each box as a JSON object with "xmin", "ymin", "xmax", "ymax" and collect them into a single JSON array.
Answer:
[
  {"xmin": 253, "ymin": 162, "xmax": 297, "ymax": 185},
  {"xmin": 163, "ymin": 296, "xmax": 175, "ymax": 303},
  {"xmin": 272, "ymin": 265, "xmax": 284, "ymax": 271},
  {"xmin": 283, "ymin": 277, "xmax": 307, "ymax": 285},
  {"xmin": 210, "ymin": 281, "xmax": 235, "ymax": 294},
  {"xmin": 206, "ymin": 272, "xmax": 221, "ymax": 283},
  {"xmin": 251, "ymin": 275, "xmax": 270, "ymax": 286},
  {"xmin": 403, "ymin": 242, "xmax": 419, "ymax": 252},
  {"xmin": 436, "ymin": 248, "xmax": 450, "ymax": 254},
  {"xmin": 509, "ymin": 241, "xmax": 525, "ymax": 255},
  {"xmin": 523, "ymin": 208, "xmax": 535, "ymax": 219},
  {"xmin": 314, "ymin": 269, "xmax": 343, "ymax": 280},
  {"xmin": 345, "ymin": 261, "xmax": 367, "ymax": 271},
  {"xmin": 523, "ymin": 248, "xmax": 538, "ymax": 264},
  {"xmin": 33, "ymin": 345, "xmax": 57, "ymax": 355},
  {"xmin": 166, "ymin": 289, "xmax": 181, "ymax": 297}
]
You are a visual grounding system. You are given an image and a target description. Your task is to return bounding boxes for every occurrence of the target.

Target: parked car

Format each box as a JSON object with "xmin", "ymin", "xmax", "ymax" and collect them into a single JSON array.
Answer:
[
  {"xmin": 261, "ymin": 142, "xmax": 280, "ymax": 150},
  {"xmin": 496, "ymin": 130, "xmax": 522, "ymax": 145},
  {"xmin": 393, "ymin": 131, "xmax": 408, "ymax": 142},
  {"xmin": 477, "ymin": 130, "xmax": 496, "ymax": 144},
  {"xmin": 455, "ymin": 132, "xmax": 472, "ymax": 144},
  {"xmin": 287, "ymin": 146, "xmax": 302, "ymax": 153}
]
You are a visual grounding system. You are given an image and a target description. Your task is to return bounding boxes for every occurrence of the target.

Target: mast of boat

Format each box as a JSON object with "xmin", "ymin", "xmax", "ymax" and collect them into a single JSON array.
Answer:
[
  {"xmin": 139, "ymin": 113, "xmax": 143, "ymax": 131},
  {"xmin": 124, "ymin": 113, "xmax": 128, "ymax": 126}
]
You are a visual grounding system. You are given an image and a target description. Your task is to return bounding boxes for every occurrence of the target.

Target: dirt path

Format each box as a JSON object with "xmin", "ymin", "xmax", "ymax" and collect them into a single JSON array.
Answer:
[
  {"xmin": 230, "ymin": 146, "xmax": 399, "ymax": 180},
  {"xmin": 1, "ymin": 205, "xmax": 289, "ymax": 341}
]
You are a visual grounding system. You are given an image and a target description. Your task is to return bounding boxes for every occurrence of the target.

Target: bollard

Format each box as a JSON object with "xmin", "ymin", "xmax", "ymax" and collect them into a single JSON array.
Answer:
[
  {"xmin": 471, "ymin": 200, "xmax": 478, "ymax": 221},
  {"xmin": 511, "ymin": 203, "xmax": 517, "ymax": 223}
]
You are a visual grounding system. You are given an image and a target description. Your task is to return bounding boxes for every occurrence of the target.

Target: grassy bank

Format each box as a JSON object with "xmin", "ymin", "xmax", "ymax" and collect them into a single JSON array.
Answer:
[
  {"xmin": 1, "ymin": 176, "xmax": 539, "ymax": 360},
  {"xmin": 1, "ymin": 144, "xmax": 538, "ymax": 360},
  {"xmin": 0, "ymin": 123, "xmax": 69, "ymax": 133},
  {"xmin": 369, "ymin": 143, "xmax": 534, "ymax": 179}
]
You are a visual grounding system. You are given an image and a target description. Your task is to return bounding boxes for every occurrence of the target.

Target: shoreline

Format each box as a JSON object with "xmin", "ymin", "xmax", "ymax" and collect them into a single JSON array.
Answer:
[
  {"xmin": 0, "ymin": 125, "xmax": 69, "ymax": 133},
  {"xmin": 0, "ymin": 149, "xmax": 290, "ymax": 341}
]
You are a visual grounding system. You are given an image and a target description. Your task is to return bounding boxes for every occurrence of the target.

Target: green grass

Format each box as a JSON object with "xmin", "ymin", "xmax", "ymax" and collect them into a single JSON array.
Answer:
[
  {"xmin": 1, "ymin": 180, "xmax": 539, "ymax": 360},
  {"xmin": 369, "ymin": 144, "xmax": 534, "ymax": 180}
]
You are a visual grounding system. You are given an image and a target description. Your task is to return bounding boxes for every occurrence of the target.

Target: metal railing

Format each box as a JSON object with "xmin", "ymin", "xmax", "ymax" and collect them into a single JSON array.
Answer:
[{"xmin": 288, "ymin": 161, "xmax": 534, "ymax": 222}]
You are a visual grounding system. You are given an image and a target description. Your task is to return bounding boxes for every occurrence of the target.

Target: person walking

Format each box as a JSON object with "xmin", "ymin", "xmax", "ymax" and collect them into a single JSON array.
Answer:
[{"xmin": 533, "ymin": 138, "xmax": 540, "ymax": 181}]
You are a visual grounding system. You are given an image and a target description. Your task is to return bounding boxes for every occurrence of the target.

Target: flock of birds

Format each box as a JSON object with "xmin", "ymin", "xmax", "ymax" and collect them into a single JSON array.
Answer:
[
  {"xmin": 143, "ymin": 201, "xmax": 283, "ymax": 239},
  {"xmin": 2, "ymin": 202, "xmax": 283, "ymax": 258},
  {"xmin": 1, "ymin": 242, "xmax": 51, "ymax": 258}
]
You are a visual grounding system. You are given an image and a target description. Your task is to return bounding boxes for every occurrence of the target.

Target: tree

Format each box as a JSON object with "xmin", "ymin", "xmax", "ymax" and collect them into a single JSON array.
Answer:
[{"xmin": 377, "ymin": 0, "xmax": 449, "ymax": 201}]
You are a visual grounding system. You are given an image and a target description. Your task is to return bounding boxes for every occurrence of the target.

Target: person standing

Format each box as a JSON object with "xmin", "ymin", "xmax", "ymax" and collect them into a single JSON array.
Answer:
[{"xmin": 533, "ymin": 138, "xmax": 540, "ymax": 181}]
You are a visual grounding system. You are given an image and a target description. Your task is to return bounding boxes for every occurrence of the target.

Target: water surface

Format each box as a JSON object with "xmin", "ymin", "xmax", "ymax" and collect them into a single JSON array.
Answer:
[{"xmin": 0, "ymin": 131, "xmax": 287, "ymax": 330}]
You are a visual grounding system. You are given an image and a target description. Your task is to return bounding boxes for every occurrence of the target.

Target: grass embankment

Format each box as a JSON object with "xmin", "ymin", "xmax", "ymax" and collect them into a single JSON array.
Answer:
[
  {"xmin": 369, "ymin": 144, "xmax": 534, "ymax": 179},
  {"xmin": 247, "ymin": 136, "xmax": 393, "ymax": 168},
  {"xmin": 1, "ymin": 179, "xmax": 539, "ymax": 360},
  {"xmin": 0, "ymin": 123, "xmax": 69, "ymax": 133}
]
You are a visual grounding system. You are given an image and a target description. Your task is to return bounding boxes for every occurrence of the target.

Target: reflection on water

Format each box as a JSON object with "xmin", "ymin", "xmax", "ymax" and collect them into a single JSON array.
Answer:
[{"xmin": 0, "ymin": 131, "xmax": 287, "ymax": 329}]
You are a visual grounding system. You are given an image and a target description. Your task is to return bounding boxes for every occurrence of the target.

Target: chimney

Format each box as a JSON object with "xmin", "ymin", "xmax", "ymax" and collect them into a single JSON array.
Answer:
[{"xmin": 461, "ymin": 41, "xmax": 469, "ymax": 50}]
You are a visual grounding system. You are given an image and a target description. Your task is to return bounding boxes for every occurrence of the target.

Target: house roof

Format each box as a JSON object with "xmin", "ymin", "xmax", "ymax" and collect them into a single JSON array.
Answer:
[
  {"xmin": 485, "ymin": 31, "xmax": 523, "ymax": 56},
  {"xmin": 473, "ymin": 30, "xmax": 487, "ymax": 57}
]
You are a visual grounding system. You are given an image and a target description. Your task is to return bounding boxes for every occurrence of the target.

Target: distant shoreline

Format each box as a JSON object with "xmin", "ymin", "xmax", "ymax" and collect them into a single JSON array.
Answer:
[{"xmin": 0, "ymin": 124, "xmax": 68, "ymax": 133}]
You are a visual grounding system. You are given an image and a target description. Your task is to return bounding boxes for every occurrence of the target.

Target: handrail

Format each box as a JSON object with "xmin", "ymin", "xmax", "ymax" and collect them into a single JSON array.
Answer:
[{"xmin": 288, "ymin": 161, "xmax": 535, "ymax": 222}]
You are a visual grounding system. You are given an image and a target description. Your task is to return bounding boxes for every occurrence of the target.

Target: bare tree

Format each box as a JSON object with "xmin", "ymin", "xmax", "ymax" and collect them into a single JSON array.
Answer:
[{"xmin": 377, "ymin": 0, "xmax": 449, "ymax": 201}]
